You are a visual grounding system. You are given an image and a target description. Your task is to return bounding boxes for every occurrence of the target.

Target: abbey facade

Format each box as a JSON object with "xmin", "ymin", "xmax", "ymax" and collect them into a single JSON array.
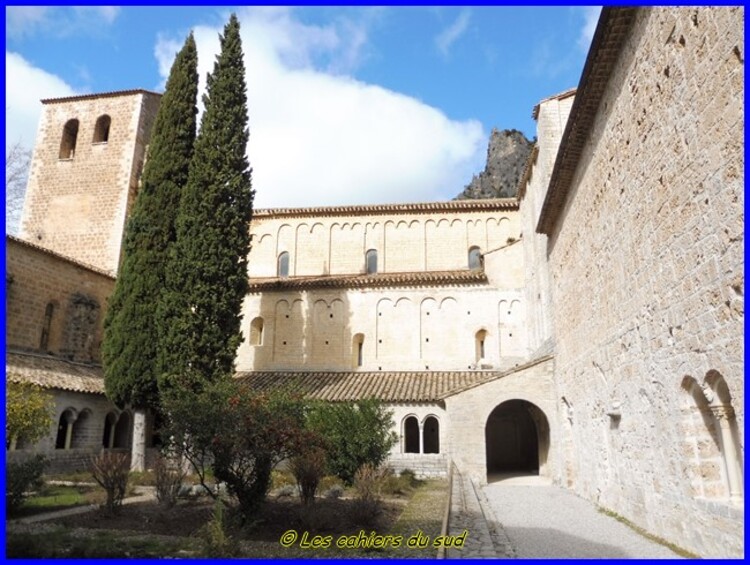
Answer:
[{"xmin": 5, "ymin": 7, "xmax": 743, "ymax": 557}]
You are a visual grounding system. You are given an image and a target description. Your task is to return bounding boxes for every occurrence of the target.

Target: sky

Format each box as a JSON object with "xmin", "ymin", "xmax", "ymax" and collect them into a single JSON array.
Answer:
[{"xmin": 5, "ymin": 6, "xmax": 601, "ymax": 210}]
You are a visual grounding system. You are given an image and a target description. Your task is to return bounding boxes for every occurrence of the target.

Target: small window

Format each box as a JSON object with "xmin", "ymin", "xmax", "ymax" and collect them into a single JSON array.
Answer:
[
  {"xmin": 468, "ymin": 246, "xmax": 482, "ymax": 270},
  {"xmin": 59, "ymin": 119, "xmax": 79, "ymax": 159},
  {"xmin": 250, "ymin": 317, "xmax": 264, "ymax": 346},
  {"xmin": 475, "ymin": 329, "xmax": 488, "ymax": 362},
  {"xmin": 102, "ymin": 412, "xmax": 118, "ymax": 448},
  {"xmin": 423, "ymin": 416, "xmax": 440, "ymax": 454},
  {"xmin": 404, "ymin": 416, "xmax": 419, "ymax": 453},
  {"xmin": 40, "ymin": 302, "xmax": 55, "ymax": 351},
  {"xmin": 352, "ymin": 333, "xmax": 364, "ymax": 367},
  {"xmin": 366, "ymin": 249, "xmax": 378, "ymax": 274},
  {"xmin": 277, "ymin": 252, "xmax": 290, "ymax": 278},
  {"xmin": 93, "ymin": 114, "xmax": 111, "ymax": 143}
]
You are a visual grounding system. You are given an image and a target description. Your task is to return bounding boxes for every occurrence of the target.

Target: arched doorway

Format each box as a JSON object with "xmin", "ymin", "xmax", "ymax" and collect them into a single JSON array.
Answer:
[{"xmin": 485, "ymin": 399, "xmax": 550, "ymax": 480}]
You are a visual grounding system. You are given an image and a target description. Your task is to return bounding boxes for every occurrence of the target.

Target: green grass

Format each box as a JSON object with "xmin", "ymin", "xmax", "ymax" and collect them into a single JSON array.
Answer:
[
  {"xmin": 11, "ymin": 485, "xmax": 101, "ymax": 518},
  {"xmin": 597, "ymin": 506, "xmax": 699, "ymax": 558}
]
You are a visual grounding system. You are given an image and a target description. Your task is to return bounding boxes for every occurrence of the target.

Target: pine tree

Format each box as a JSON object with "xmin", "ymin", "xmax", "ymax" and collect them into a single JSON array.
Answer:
[
  {"xmin": 158, "ymin": 14, "xmax": 254, "ymax": 394},
  {"xmin": 102, "ymin": 34, "xmax": 198, "ymax": 469}
]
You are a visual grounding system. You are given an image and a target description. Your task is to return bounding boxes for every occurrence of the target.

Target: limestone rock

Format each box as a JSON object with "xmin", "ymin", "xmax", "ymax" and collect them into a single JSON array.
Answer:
[{"xmin": 456, "ymin": 128, "xmax": 533, "ymax": 200}]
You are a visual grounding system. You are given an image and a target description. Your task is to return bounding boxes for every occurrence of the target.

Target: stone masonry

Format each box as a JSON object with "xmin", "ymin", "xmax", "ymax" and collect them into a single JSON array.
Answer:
[
  {"xmin": 540, "ymin": 7, "xmax": 744, "ymax": 557},
  {"xmin": 20, "ymin": 90, "xmax": 160, "ymax": 276}
]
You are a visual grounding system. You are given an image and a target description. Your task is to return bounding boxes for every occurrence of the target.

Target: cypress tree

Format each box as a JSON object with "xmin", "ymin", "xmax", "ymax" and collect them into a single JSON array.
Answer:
[
  {"xmin": 159, "ymin": 14, "xmax": 254, "ymax": 394},
  {"xmin": 102, "ymin": 34, "xmax": 198, "ymax": 469}
]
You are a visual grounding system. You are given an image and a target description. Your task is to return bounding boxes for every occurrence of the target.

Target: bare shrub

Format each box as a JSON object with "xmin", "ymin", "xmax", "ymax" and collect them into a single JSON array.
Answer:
[
  {"xmin": 90, "ymin": 452, "xmax": 129, "ymax": 513},
  {"xmin": 290, "ymin": 448, "xmax": 326, "ymax": 505},
  {"xmin": 154, "ymin": 454, "xmax": 186, "ymax": 508},
  {"xmin": 349, "ymin": 463, "xmax": 389, "ymax": 526}
]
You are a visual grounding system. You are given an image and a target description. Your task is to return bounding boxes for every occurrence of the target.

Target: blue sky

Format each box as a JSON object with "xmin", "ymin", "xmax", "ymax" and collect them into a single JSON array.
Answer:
[{"xmin": 6, "ymin": 6, "xmax": 600, "ymax": 208}]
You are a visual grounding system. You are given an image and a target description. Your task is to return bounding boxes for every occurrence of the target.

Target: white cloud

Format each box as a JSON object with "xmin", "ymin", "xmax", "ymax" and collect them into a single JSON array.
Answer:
[
  {"xmin": 6, "ymin": 6, "xmax": 121, "ymax": 39},
  {"xmin": 5, "ymin": 51, "xmax": 78, "ymax": 148},
  {"xmin": 156, "ymin": 8, "xmax": 485, "ymax": 208},
  {"xmin": 578, "ymin": 7, "xmax": 602, "ymax": 52},
  {"xmin": 435, "ymin": 10, "xmax": 471, "ymax": 57}
]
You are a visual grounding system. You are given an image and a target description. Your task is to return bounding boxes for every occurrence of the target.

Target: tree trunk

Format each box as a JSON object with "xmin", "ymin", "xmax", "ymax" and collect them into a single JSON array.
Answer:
[{"xmin": 131, "ymin": 408, "xmax": 147, "ymax": 471}]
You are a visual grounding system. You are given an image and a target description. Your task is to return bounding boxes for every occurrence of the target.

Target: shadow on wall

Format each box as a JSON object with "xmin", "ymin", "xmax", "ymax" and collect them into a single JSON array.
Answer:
[{"xmin": 255, "ymin": 288, "xmax": 355, "ymax": 371}]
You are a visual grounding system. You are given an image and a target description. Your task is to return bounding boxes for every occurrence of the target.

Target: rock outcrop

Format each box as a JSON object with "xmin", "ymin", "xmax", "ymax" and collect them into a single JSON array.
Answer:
[{"xmin": 455, "ymin": 128, "xmax": 533, "ymax": 200}]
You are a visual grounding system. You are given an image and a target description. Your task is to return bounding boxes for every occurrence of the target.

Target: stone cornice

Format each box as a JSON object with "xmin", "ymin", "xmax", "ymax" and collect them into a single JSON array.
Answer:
[
  {"xmin": 248, "ymin": 269, "xmax": 488, "ymax": 292},
  {"xmin": 6, "ymin": 235, "xmax": 116, "ymax": 280},
  {"xmin": 253, "ymin": 198, "xmax": 518, "ymax": 220},
  {"xmin": 41, "ymin": 89, "xmax": 162, "ymax": 104},
  {"xmin": 536, "ymin": 7, "xmax": 638, "ymax": 236}
]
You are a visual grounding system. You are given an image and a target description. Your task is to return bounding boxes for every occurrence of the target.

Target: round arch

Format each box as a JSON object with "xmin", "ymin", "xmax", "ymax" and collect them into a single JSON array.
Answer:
[{"xmin": 485, "ymin": 399, "xmax": 550, "ymax": 480}]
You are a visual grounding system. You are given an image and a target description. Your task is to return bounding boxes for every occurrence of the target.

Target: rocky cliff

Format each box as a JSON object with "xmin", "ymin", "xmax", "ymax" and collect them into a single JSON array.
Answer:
[{"xmin": 455, "ymin": 128, "xmax": 533, "ymax": 200}]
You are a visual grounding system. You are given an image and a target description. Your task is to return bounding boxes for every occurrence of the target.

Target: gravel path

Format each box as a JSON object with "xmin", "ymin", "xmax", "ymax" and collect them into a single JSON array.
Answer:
[{"xmin": 482, "ymin": 483, "xmax": 682, "ymax": 559}]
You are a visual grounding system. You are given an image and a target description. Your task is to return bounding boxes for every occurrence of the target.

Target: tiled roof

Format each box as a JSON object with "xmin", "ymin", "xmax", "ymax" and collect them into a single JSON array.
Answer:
[
  {"xmin": 235, "ymin": 370, "xmax": 495, "ymax": 402},
  {"xmin": 41, "ymin": 89, "xmax": 162, "ymax": 104},
  {"xmin": 248, "ymin": 269, "xmax": 488, "ymax": 292},
  {"xmin": 537, "ymin": 8, "xmax": 638, "ymax": 236},
  {"xmin": 6, "ymin": 351, "xmax": 105, "ymax": 394},
  {"xmin": 253, "ymin": 198, "xmax": 518, "ymax": 219},
  {"xmin": 6, "ymin": 235, "xmax": 116, "ymax": 280}
]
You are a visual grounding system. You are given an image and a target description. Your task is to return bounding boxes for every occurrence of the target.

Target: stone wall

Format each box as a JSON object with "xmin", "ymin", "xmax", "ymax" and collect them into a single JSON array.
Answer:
[
  {"xmin": 20, "ymin": 91, "xmax": 160, "ymax": 276},
  {"xmin": 521, "ymin": 92, "xmax": 574, "ymax": 353},
  {"xmin": 444, "ymin": 356, "xmax": 557, "ymax": 484},
  {"xmin": 248, "ymin": 204, "xmax": 520, "ymax": 278},
  {"xmin": 545, "ymin": 8, "xmax": 743, "ymax": 557},
  {"xmin": 6, "ymin": 237, "xmax": 115, "ymax": 363}
]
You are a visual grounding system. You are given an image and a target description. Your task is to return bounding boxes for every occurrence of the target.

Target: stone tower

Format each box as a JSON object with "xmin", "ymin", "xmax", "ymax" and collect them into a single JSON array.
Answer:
[{"xmin": 20, "ymin": 90, "xmax": 162, "ymax": 276}]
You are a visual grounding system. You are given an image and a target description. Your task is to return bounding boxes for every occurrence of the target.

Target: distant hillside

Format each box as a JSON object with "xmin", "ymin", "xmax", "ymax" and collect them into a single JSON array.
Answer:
[{"xmin": 455, "ymin": 128, "xmax": 533, "ymax": 199}]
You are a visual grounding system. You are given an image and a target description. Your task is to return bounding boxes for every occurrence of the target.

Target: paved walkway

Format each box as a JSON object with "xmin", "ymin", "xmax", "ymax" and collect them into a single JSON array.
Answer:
[
  {"xmin": 481, "ymin": 480, "xmax": 682, "ymax": 559},
  {"xmin": 445, "ymin": 473, "xmax": 683, "ymax": 559}
]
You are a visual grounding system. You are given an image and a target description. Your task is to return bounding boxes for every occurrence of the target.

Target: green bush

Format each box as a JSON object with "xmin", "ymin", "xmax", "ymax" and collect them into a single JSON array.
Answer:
[
  {"xmin": 6, "ymin": 382, "xmax": 54, "ymax": 449},
  {"xmin": 200, "ymin": 499, "xmax": 240, "ymax": 557},
  {"xmin": 6, "ymin": 454, "xmax": 48, "ymax": 514},
  {"xmin": 306, "ymin": 399, "xmax": 398, "ymax": 485}
]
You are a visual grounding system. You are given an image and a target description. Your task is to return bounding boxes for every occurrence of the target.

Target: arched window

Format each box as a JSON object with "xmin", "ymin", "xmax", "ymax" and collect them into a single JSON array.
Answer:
[
  {"xmin": 59, "ymin": 119, "xmax": 79, "ymax": 159},
  {"xmin": 468, "ymin": 246, "xmax": 482, "ymax": 270},
  {"xmin": 476, "ymin": 329, "xmax": 488, "ymax": 362},
  {"xmin": 250, "ymin": 317, "xmax": 264, "ymax": 346},
  {"xmin": 277, "ymin": 251, "xmax": 290, "ymax": 278},
  {"xmin": 352, "ymin": 333, "xmax": 364, "ymax": 367},
  {"xmin": 102, "ymin": 412, "xmax": 118, "ymax": 448},
  {"xmin": 423, "ymin": 416, "xmax": 440, "ymax": 454},
  {"xmin": 40, "ymin": 302, "xmax": 55, "ymax": 351},
  {"xmin": 404, "ymin": 416, "xmax": 419, "ymax": 453},
  {"xmin": 93, "ymin": 114, "xmax": 111, "ymax": 143},
  {"xmin": 366, "ymin": 249, "xmax": 378, "ymax": 274},
  {"xmin": 55, "ymin": 409, "xmax": 76, "ymax": 449},
  {"xmin": 113, "ymin": 411, "xmax": 131, "ymax": 449},
  {"xmin": 70, "ymin": 410, "xmax": 91, "ymax": 449}
]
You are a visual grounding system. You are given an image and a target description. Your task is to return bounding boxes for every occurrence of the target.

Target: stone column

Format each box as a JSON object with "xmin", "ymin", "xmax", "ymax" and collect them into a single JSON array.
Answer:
[
  {"xmin": 64, "ymin": 421, "xmax": 73, "ymax": 450},
  {"xmin": 711, "ymin": 405, "xmax": 743, "ymax": 503},
  {"xmin": 131, "ymin": 408, "xmax": 147, "ymax": 472},
  {"xmin": 419, "ymin": 420, "xmax": 425, "ymax": 454}
]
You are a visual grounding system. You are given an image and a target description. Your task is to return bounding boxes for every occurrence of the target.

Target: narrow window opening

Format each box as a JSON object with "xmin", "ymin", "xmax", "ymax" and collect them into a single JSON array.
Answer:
[
  {"xmin": 40, "ymin": 302, "xmax": 54, "ymax": 351},
  {"xmin": 59, "ymin": 119, "xmax": 79, "ymax": 159},
  {"xmin": 353, "ymin": 333, "xmax": 365, "ymax": 368},
  {"xmin": 468, "ymin": 246, "xmax": 482, "ymax": 270},
  {"xmin": 366, "ymin": 249, "xmax": 378, "ymax": 274},
  {"xmin": 93, "ymin": 115, "xmax": 111, "ymax": 143},
  {"xmin": 423, "ymin": 416, "xmax": 440, "ymax": 454},
  {"xmin": 250, "ymin": 317, "xmax": 264, "ymax": 346},
  {"xmin": 277, "ymin": 251, "xmax": 290, "ymax": 277},
  {"xmin": 404, "ymin": 417, "xmax": 419, "ymax": 453}
]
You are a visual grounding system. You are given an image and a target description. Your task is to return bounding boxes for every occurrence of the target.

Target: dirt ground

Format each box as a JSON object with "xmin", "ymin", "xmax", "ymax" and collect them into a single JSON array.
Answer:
[{"xmin": 56, "ymin": 494, "xmax": 405, "ymax": 540}]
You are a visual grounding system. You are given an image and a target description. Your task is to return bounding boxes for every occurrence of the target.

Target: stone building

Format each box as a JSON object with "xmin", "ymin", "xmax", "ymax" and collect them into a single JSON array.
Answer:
[{"xmin": 4, "ymin": 7, "xmax": 743, "ymax": 557}]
